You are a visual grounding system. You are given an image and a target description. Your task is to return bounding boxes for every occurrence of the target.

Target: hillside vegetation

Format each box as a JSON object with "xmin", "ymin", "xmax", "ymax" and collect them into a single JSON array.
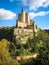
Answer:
[{"xmin": 0, "ymin": 27, "xmax": 49, "ymax": 65}]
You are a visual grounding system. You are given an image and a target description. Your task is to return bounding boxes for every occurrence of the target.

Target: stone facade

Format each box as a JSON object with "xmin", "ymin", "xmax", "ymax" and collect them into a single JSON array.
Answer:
[{"xmin": 16, "ymin": 8, "xmax": 36, "ymax": 30}]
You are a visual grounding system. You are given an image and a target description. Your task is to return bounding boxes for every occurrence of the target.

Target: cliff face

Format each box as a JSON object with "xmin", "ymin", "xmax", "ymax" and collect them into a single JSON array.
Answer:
[{"xmin": 14, "ymin": 28, "xmax": 34, "ymax": 44}]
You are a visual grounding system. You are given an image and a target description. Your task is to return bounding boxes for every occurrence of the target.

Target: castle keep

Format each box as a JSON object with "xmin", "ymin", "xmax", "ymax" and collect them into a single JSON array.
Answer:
[
  {"xmin": 16, "ymin": 8, "xmax": 36, "ymax": 30},
  {"xmin": 14, "ymin": 8, "xmax": 38, "ymax": 44}
]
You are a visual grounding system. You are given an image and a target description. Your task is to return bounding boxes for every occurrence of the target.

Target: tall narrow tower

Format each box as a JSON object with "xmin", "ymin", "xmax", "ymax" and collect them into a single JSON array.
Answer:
[
  {"xmin": 28, "ymin": 13, "xmax": 30, "ymax": 25},
  {"xmin": 21, "ymin": 8, "xmax": 25, "ymax": 23}
]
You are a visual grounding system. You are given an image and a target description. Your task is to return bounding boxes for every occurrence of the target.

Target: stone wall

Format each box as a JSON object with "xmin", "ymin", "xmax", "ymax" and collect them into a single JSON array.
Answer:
[
  {"xmin": 17, "ymin": 22, "xmax": 27, "ymax": 28},
  {"xmin": 14, "ymin": 28, "xmax": 33, "ymax": 35}
]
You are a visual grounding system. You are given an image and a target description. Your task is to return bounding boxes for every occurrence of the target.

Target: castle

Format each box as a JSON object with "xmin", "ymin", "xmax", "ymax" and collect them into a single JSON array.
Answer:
[
  {"xmin": 15, "ymin": 8, "xmax": 38, "ymax": 33},
  {"xmin": 14, "ymin": 8, "xmax": 38, "ymax": 44},
  {"xmin": 16, "ymin": 8, "xmax": 35, "ymax": 29}
]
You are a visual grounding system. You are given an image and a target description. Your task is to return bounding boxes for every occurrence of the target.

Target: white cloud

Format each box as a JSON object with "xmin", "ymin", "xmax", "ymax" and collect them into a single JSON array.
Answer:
[
  {"xmin": 10, "ymin": 0, "xmax": 22, "ymax": 2},
  {"xmin": 22, "ymin": 0, "xmax": 28, "ymax": 5},
  {"xmin": 22, "ymin": 0, "xmax": 49, "ymax": 10},
  {"xmin": 0, "ymin": 8, "xmax": 16, "ymax": 20},
  {"xmin": 42, "ymin": 0, "xmax": 49, "ymax": 7},
  {"xmin": 10, "ymin": 0, "xmax": 13, "ymax": 2},
  {"xmin": 29, "ymin": 11, "xmax": 49, "ymax": 19}
]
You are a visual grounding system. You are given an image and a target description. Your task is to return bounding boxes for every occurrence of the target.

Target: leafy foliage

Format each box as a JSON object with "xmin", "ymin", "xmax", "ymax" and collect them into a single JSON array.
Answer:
[
  {"xmin": 22, "ymin": 30, "xmax": 49, "ymax": 65},
  {"xmin": 0, "ymin": 39, "xmax": 19, "ymax": 65},
  {"xmin": 0, "ymin": 27, "xmax": 49, "ymax": 65},
  {"xmin": 0, "ymin": 27, "xmax": 14, "ymax": 41}
]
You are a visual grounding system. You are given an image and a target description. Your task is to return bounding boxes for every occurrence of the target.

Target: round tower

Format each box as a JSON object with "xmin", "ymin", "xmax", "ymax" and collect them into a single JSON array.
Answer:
[
  {"xmin": 28, "ymin": 13, "xmax": 30, "ymax": 25},
  {"xmin": 21, "ymin": 8, "xmax": 25, "ymax": 23}
]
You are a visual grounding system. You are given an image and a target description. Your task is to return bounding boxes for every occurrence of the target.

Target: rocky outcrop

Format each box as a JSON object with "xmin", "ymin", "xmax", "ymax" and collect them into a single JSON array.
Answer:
[
  {"xmin": 14, "ymin": 28, "xmax": 33, "ymax": 44},
  {"xmin": 16, "ymin": 53, "xmax": 39, "ymax": 61}
]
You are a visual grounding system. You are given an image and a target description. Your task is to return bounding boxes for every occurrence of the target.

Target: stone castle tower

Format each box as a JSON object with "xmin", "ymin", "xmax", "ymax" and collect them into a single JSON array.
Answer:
[
  {"xmin": 16, "ymin": 8, "xmax": 38, "ymax": 33},
  {"xmin": 16, "ymin": 8, "xmax": 33, "ymax": 28}
]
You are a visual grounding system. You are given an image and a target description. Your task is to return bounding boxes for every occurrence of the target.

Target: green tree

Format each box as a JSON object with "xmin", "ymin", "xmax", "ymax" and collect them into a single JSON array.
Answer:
[{"xmin": 0, "ymin": 39, "xmax": 19, "ymax": 65}]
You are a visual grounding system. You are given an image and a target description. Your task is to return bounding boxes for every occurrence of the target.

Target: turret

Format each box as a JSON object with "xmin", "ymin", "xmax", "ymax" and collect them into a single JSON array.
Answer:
[
  {"xmin": 22, "ymin": 8, "xmax": 24, "ymax": 12},
  {"xmin": 21, "ymin": 8, "xmax": 25, "ymax": 23},
  {"xmin": 28, "ymin": 13, "xmax": 30, "ymax": 25}
]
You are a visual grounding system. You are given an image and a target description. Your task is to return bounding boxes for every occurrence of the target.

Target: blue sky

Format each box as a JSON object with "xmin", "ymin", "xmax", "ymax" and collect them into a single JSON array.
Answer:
[{"xmin": 0, "ymin": 0, "xmax": 49, "ymax": 29}]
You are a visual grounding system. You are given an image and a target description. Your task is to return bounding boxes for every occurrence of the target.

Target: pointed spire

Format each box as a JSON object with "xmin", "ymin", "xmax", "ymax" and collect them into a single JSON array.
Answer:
[{"xmin": 22, "ymin": 7, "xmax": 24, "ymax": 12}]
